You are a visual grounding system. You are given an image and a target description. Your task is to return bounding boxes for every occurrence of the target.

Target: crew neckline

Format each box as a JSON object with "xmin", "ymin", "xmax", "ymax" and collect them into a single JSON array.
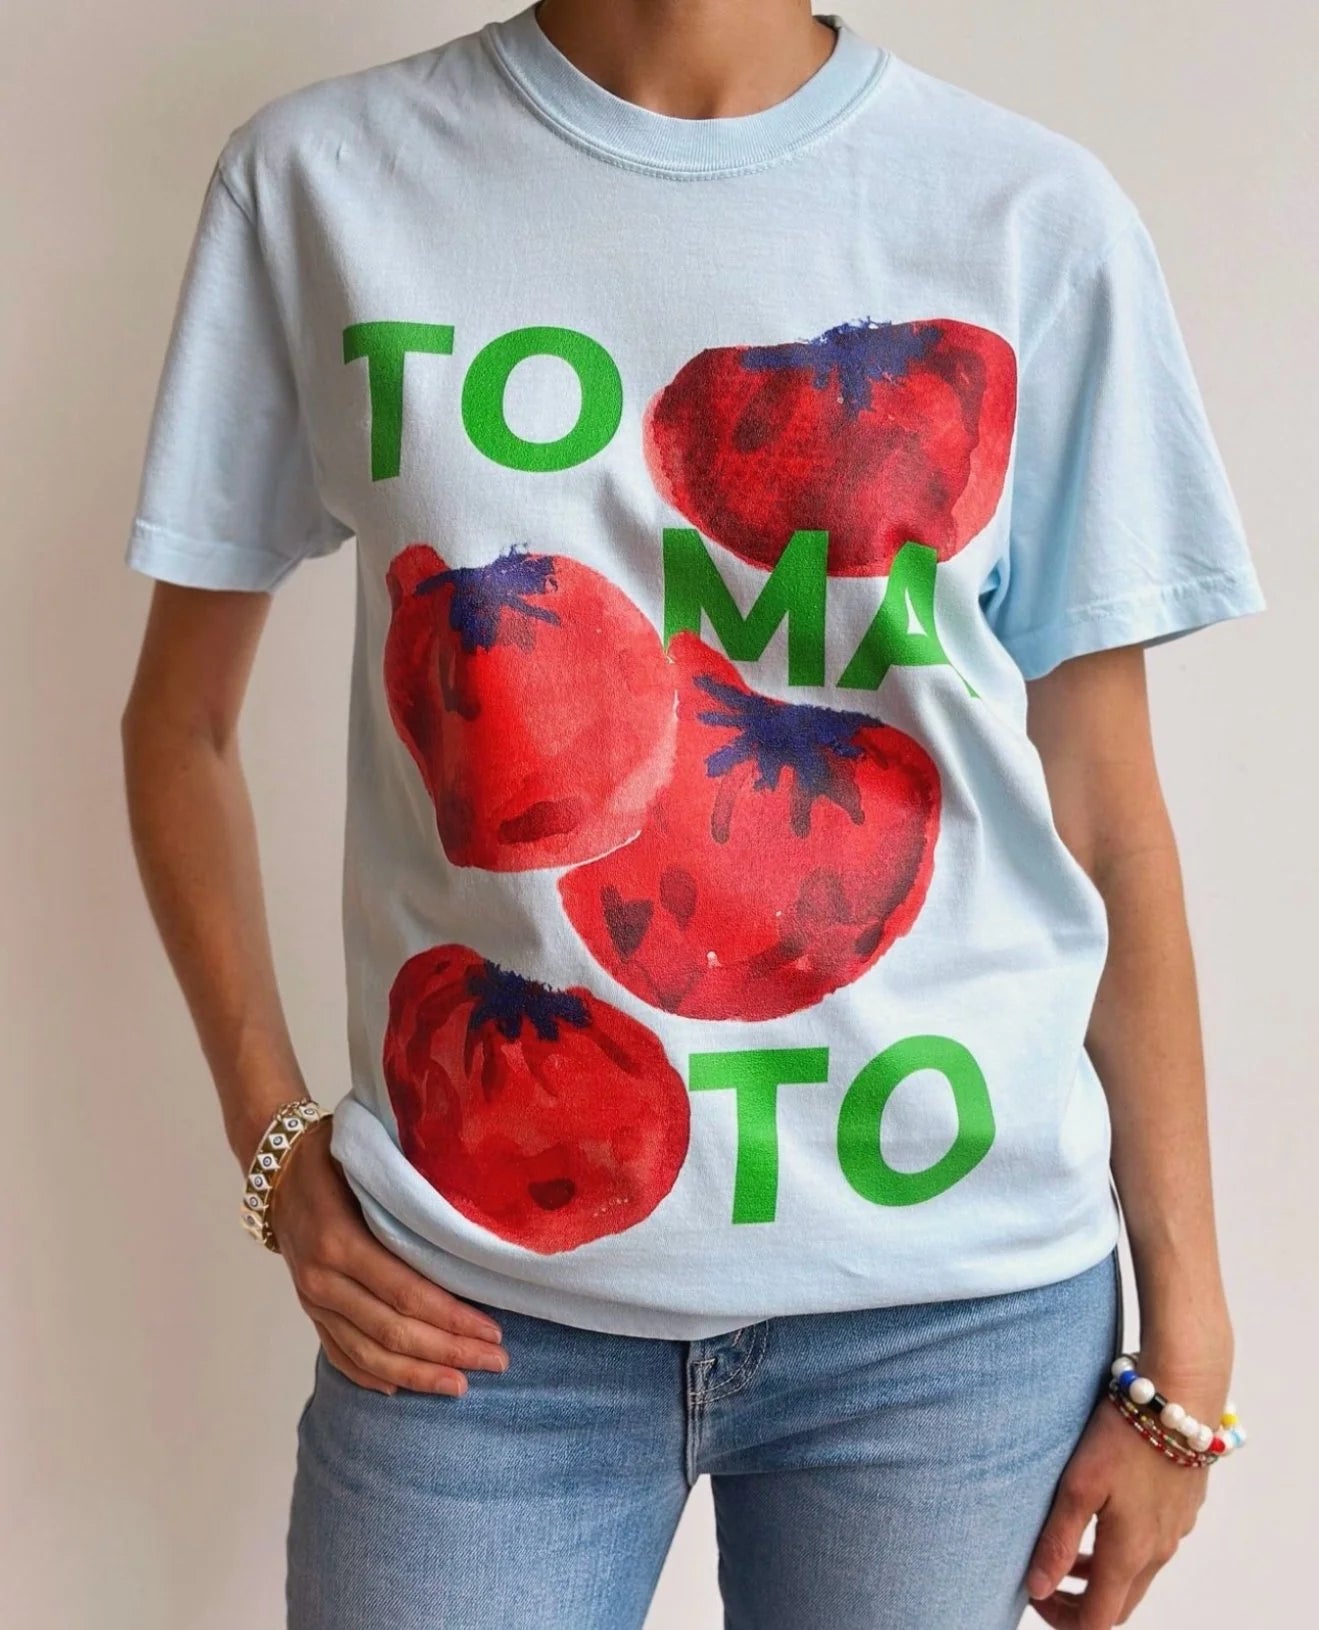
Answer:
[{"xmin": 480, "ymin": 3, "xmax": 890, "ymax": 179}]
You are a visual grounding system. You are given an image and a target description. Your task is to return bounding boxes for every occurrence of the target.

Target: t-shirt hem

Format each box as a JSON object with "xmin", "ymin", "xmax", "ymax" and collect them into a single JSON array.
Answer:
[
  {"xmin": 346, "ymin": 1175, "xmax": 1123, "ymax": 1341},
  {"xmin": 1001, "ymin": 565, "xmax": 1267, "ymax": 681},
  {"xmin": 331, "ymin": 1093, "xmax": 1123, "ymax": 1341}
]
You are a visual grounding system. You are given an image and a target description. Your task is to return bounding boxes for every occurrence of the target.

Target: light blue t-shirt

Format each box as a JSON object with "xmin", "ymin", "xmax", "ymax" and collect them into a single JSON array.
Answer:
[{"xmin": 124, "ymin": 3, "xmax": 1266, "ymax": 1337}]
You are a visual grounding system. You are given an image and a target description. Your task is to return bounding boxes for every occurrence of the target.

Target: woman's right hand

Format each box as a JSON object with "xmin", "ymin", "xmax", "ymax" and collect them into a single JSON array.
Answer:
[{"xmin": 264, "ymin": 1117, "xmax": 509, "ymax": 1395}]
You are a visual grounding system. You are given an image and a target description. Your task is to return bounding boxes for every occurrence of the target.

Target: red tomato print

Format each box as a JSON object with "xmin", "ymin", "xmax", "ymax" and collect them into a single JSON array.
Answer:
[
  {"xmin": 559, "ymin": 633, "xmax": 941, "ymax": 1021},
  {"xmin": 384, "ymin": 543, "xmax": 677, "ymax": 870},
  {"xmin": 643, "ymin": 317, "xmax": 1017, "ymax": 577},
  {"xmin": 383, "ymin": 944, "xmax": 691, "ymax": 1253}
]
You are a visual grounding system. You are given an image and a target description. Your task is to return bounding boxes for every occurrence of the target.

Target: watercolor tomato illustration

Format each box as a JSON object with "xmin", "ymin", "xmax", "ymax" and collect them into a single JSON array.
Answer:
[
  {"xmin": 558, "ymin": 633, "xmax": 941, "ymax": 1021},
  {"xmin": 643, "ymin": 316, "xmax": 1017, "ymax": 577},
  {"xmin": 384, "ymin": 543, "xmax": 677, "ymax": 871},
  {"xmin": 382, "ymin": 944, "xmax": 690, "ymax": 1253}
]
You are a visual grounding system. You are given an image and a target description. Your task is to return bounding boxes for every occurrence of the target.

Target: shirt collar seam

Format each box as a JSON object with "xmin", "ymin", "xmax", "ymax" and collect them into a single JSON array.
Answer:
[{"xmin": 479, "ymin": 22, "xmax": 895, "ymax": 183}]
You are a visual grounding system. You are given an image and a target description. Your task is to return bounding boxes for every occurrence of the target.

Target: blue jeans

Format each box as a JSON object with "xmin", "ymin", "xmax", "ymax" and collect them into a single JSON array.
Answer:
[{"xmin": 286, "ymin": 1249, "xmax": 1120, "ymax": 1629}]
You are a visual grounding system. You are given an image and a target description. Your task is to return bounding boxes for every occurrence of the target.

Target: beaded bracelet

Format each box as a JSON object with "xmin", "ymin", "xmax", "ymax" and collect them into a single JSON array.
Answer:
[
  {"xmin": 239, "ymin": 1097, "xmax": 328, "ymax": 1253},
  {"xmin": 1107, "ymin": 1353, "xmax": 1247, "ymax": 1466},
  {"xmin": 1108, "ymin": 1386, "xmax": 1214, "ymax": 1468}
]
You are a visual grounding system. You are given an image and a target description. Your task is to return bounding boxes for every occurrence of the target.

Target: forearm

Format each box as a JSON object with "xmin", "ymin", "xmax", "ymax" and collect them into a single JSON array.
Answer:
[
  {"xmin": 122, "ymin": 710, "xmax": 307, "ymax": 1172},
  {"xmin": 1086, "ymin": 811, "xmax": 1233, "ymax": 1381}
]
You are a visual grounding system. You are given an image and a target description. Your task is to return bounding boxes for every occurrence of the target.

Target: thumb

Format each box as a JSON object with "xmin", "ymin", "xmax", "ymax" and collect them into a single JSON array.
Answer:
[{"xmin": 1026, "ymin": 1475, "xmax": 1097, "ymax": 1600}]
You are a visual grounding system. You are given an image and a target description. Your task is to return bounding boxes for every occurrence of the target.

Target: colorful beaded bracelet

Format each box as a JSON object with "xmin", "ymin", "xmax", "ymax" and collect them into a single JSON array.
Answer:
[
  {"xmin": 1107, "ymin": 1353, "xmax": 1247, "ymax": 1465},
  {"xmin": 1107, "ymin": 1386, "xmax": 1214, "ymax": 1468}
]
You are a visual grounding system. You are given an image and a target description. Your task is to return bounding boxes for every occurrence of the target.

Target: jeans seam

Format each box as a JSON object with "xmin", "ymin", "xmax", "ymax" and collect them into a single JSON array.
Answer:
[
  {"xmin": 705, "ymin": 1322, "xmax": 769, "ymax": 1403},
  {"xmin": 686, "ymin": 1355, "xmax": 715, "ymax": 1405},
  {"xmin": 685, "ymin": 1352, "xmax": 710, "ymax": 1486}
]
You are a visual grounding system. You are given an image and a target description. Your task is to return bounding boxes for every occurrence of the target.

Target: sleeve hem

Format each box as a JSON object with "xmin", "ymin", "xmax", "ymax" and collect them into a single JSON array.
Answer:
[
  {"xmin": 1000, "ymin": 566, "xmax": 1268, "ymax": 681},
  {"xmin": 123, "ymin": 516, "xmax": 348, "ymax": 593}
]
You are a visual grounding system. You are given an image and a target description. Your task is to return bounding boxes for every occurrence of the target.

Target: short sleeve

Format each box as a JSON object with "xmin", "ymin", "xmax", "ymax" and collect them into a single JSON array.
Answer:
[
  {"xmin": 982, "ymin": 209, "xmax": 1266, "ymax": 680},
  {"xmin": 123, "ymin": 147, "xmax": 354, "ymax": 593}
]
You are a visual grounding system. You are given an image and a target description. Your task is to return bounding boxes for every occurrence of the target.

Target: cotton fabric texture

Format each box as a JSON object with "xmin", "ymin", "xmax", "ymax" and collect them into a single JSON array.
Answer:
[{"xmin": 124, "ymin": 4, "xmax": 1266, "ymax": 1338}]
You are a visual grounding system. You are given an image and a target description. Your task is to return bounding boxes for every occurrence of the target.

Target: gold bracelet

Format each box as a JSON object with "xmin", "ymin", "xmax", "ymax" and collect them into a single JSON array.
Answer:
[{"xmin": 239, "ymin": 1097, "xmax": 328, "ymax": 1253}]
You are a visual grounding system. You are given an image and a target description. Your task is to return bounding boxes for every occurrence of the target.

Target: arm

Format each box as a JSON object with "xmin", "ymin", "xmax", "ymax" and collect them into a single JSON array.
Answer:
[
  {"xmin": 121, "ymin": 581, "xmax": 508, "ymax": 1393},
  {"xmin": 1021, "ymin": 643, "xmax": 1233, "ymax": 1629}
]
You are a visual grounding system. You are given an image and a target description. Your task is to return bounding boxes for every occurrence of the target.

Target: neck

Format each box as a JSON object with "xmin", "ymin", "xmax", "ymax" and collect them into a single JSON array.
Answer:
[{"xmin": 530, "ymin": 0, "xmax": 837, "ymax": 120}]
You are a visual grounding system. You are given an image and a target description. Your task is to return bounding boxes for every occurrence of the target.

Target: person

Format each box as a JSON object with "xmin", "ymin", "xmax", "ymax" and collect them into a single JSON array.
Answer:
[{"xmin": 119, "ymin": 3, "xmax": 1264, "ymax": 1626}]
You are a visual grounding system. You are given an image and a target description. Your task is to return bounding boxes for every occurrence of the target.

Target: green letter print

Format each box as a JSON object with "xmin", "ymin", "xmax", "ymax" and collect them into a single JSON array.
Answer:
[
  {"xmin": 663, "ymin": 528, "xmax": 828, "ymax": 686},
  {"xmin": 343, "ymin": 321, "xmax": 455, "ymax": 481},
  {"xmin": 837, "ymin": 1035, "xmax": 994, "ymax": 1206},
  {"xmin": 462, "ymin": 326, "xmax": 623, "ymax": 472},
  {"xmin": 837, "ymin": 541, "xmax": 968, "ymax": 692},
  {"xmin": 689, "ymin": 1047, "xmax": 831, "ymax": 1224}
]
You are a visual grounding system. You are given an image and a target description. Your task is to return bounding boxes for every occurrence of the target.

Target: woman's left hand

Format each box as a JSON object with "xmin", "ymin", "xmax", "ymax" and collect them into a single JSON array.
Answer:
[{"xmin": 1025, "ymin": 1355, "xmax": 1226, "ymax": 1627}]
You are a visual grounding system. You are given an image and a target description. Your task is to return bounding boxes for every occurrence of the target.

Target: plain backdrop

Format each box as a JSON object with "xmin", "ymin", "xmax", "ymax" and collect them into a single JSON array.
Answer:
[{"xmin": 2, "ymin": 3, "xmax": 1313, "ymax": 1625}]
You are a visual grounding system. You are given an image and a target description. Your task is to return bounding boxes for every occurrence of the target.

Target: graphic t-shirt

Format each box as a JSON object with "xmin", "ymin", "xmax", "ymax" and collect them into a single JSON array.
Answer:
[{"xmin": 124, "ymin": 4, "xmax": 1267, "ymax": 1337}]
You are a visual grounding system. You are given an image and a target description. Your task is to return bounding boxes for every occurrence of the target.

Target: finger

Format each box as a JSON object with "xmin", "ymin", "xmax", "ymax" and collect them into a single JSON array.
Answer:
[
  {"xmin": 1029, "ymin": 1589, "xmax": 1082, "ymax": 1628},
  {"xmin": 1027, "ymin": 1480, "xmax": 1097, "ymax": 1600},
  {"xmin": 1029, "ymin": 1549, "xmax": 1093, "ymax": 1625},
  {"xmin": 313, "ymin": 1304, "xmax": 470, "ymax": 1395},
  {"xmin": 308, "ymin": 1270, "xmax": 509, "ymax": 1374},
  {"xmin": 313, "ymin": 1322, "xmax": 397, "ymax": 1396},
  {"xmin": 1116, "ymin": 1561, "xmax": 1160, "ymax": 1625},
  {"xmin": 337, "ymin": 1235, "xmax": 507, "ymax": 1347},
  {"xmin": 1077, "ymin": 1520, "xmax": 1145, "ymax": 1630}
]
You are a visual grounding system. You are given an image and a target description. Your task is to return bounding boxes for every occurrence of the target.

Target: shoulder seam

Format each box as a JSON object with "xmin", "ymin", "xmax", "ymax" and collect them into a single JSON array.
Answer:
[
  {"xmin": 1019, "ymin": 207, "xmax": 1143, "ymax": 373},
  {"xmin": 207, "ymin": 150, "xmax": 318, "ymax": 418},
  {"xmin": 214, "ymin": 157, "xmax": 257, "ymax": 228}
]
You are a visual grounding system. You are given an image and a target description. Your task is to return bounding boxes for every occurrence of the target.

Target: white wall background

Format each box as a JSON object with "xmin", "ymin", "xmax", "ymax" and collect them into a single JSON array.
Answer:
[{"xmin": 2, "ymin": 3, "xmax": 1313, "ymax": 1624}]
